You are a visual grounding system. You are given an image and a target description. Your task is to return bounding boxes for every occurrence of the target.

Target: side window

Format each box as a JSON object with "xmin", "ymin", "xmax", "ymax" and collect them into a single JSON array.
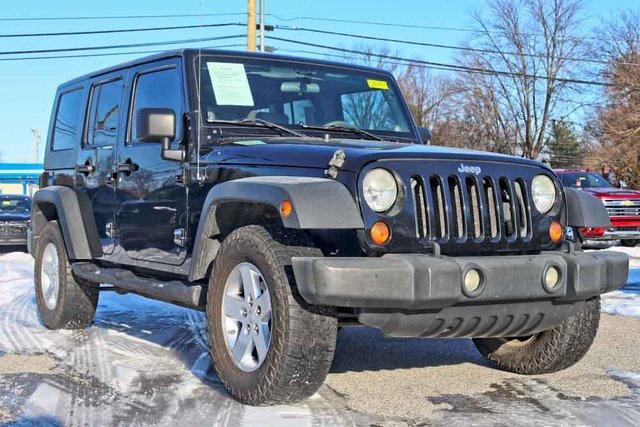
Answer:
[
  {"xmin": 86, "ymin": 79, "xmax": 124, "ymax": 146},
  {"xmin": 52, "ymin": 89, "xmax": 84, "ymax": 151},
  {"xmin": 129, "ymin": 68, "xmax": 182, "ymax": 143}
]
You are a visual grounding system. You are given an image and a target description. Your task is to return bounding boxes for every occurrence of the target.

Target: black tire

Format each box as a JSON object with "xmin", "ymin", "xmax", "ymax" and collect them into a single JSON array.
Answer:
[
  {"xmin": 34, "ymin": 221, "xmax": 99, "ymax": 330},
  {"xmin": 621, "ymin": 239, "xmax": 640, "ymax": 247},
  {"xmin": 473, "ymin": 298, "xmax": 600, "ymax": 374},
  {"xmin": 207, "ymin": 225, "xmax": 337, "ymax": 405}
]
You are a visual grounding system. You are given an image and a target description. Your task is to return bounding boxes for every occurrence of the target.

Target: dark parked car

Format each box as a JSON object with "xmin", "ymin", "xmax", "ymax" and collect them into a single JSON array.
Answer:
[
  {"xmin": 0, "ymin": 194, "xmax": 31, "ymax": 247},
  {"xmin": 30, "ymin": 49, "xmax": 628, "ymax": 406}
]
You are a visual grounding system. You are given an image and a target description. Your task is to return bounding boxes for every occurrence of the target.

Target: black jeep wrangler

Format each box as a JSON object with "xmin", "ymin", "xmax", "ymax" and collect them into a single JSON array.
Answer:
[{"xmin": 30, "ymin": 49, "xmax": 628, "ymax": 406}]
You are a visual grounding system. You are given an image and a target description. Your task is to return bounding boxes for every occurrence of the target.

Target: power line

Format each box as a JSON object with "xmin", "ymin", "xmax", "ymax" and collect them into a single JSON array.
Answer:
[
  {"xmin": 275, "ymin": 25, "xmax": 619, "ymax": 67},
  {"xmin": 0, "ymin": 44, "xmax": 245, "ymax": 62},
  {"xmin": 0, "ymin": 12, "xmax": 245, "ymax": 22},
  {"xmin": 0, "ymin": 22, "xmax": 242, "ymax": 38},
  {"xmin": 270, "ymin": 37, "xmax": 615, "ymax": 88},
  {"xmin": 0, "ymin": 34, "xmax": 245, "ymax": 56},
  {"xmin": 267, "ymin": 14, "xmax": 603, "ymax": 43}
]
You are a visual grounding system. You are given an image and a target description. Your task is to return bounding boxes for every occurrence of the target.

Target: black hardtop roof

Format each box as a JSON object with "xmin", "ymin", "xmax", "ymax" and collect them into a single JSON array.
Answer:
[{"xmin": 58, "ymin": 48, "xmax": 393, "ymax": 90}]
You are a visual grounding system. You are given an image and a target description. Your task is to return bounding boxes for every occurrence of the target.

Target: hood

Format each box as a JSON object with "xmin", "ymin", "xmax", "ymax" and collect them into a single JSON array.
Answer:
[
  {"xmin": 199, "ymin": 137, "xmax": 545, "ymax": 172},
  {"xmin": 0, "ymin": 211, "xmax": 30, "ymax": 222},
  {"xmin": 583, "ymin": 187, "xmax": 640, "ymax": 198}
]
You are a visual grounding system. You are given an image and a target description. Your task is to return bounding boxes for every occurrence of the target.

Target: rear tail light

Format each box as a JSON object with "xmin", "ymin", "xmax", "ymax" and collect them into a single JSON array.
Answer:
[{"xmin": 579, "ymin": 227, "xmax": 606, "ymax": 238}]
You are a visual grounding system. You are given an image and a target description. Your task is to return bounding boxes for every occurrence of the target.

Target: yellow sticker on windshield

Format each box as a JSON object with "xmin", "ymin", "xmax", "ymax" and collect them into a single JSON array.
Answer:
[{"xmin": 367, "ymin": 79, "xmax": 389, "ymax": 90}]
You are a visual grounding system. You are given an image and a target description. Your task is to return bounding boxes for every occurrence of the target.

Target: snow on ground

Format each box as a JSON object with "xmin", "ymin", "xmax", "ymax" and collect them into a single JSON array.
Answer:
[
  {"xmin": 0, "ymin": 249, "xmax": 638, "ymax": 425},
  {"xmin": 0, "ymin": 251, "xmax": 361, "ymax": 425}
]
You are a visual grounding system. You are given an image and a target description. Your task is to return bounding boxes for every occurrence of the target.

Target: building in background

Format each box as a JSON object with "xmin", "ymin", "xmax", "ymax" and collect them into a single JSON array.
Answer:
[{"xmin": 0, "ymin": 163, "xmax": 43, "ymax": 196}]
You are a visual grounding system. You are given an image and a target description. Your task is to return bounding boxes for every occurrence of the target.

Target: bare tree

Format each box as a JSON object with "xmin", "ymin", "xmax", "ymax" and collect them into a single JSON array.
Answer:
[
  {"xmin": 588, "ymin": 10, "xmax": 640, "ymax": 187},
  {"xmin": 450, "ymin": 0, "xmax": 585, "ymax": 158},
  {"xmin": 396, "ymin": 65, "xmax": 457, "ymax": 129}
]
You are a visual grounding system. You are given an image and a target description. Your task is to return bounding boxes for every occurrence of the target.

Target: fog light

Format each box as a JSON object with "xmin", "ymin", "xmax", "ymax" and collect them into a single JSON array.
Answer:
[
  {"xmin": 544, "ymin": 266, "xmax": 561, "ymax": 290},
  {"xmin": 463, "ymin": 268, "xmax": 482, "ymax": 295}
]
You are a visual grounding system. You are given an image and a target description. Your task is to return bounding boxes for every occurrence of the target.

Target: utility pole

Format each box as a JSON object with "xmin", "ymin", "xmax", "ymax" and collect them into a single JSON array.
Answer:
[
  {"xmin": 30, "ymin": 129, "xmax": 40, "ymax": 163},
  {"xmin": 259, "ymin": 0, "xmax": 266, "ymax": 52},
  {"xmin": 247, "ymin": 0, "xmax": 256, "ymax": 52}
]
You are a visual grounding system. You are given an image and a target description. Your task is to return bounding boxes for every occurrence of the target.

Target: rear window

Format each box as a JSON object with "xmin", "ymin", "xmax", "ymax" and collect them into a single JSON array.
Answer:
[
  {"xmin": 52, "ymin": 89, "xmax": 84, "ymax": 151},
  {"xmin": 86, "ymin": 79, "xmax": 124, "ymax": 146}
]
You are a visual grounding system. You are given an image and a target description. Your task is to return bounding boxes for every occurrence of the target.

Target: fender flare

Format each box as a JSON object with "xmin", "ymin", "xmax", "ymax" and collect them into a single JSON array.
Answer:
[
  {"xmin": 31, "ymin": 186, "xmax": 102, "ymax": 260},
  {"xmin": 564, "ymin": 188, "xmax": 612, "ymax": 228},
  {"xmin": 188, "ymin": 176, "xmax": 364, "ymax": 281}
]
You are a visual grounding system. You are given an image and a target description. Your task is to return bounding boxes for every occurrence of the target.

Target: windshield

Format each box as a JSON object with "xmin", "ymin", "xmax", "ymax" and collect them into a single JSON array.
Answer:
[
  {"xmin": 0, "ymin": 196, "xmax": 31, "ymax": 213},
  {"xmin": 196, "ymin": 56, "xmax": 415, "ymax": 141},
  {"xmin": 558, "ymin": 172, "xmax": 612, "ymax": 189}
]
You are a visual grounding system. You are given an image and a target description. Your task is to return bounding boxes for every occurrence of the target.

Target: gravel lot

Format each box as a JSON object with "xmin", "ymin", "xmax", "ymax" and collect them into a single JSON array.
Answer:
[{"xmin": 0, "ymin": 250, "xmax": 639, "ymax": 426}]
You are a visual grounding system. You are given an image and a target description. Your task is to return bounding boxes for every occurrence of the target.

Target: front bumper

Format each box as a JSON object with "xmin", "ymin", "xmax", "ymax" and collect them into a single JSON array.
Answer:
[{"xmin": 292, "ymin": 250, "xmax": 628, "ymax": 337}]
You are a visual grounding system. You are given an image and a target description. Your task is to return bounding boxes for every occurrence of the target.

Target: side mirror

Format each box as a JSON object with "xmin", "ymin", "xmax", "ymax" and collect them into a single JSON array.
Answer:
[
  {"xmin": 136, "ymin": 108, "xmax": 184, "ymax": 161},
  {"xmin": 417, "ymin": 127, "xmax": 431, "ymax": 145}
]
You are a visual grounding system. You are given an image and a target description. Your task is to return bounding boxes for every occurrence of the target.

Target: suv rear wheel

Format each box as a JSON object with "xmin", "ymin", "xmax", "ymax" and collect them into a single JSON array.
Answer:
[
  {"xmin": 34, "ymin": 220, "xmax": 99, "ymax": 329},
  {"xmin": 207, "ymin": 225, "xmax": 337, "ymax": 405},
  {"xmin": 473, "ymin": 297, "xmax": 600, "ymax": 374}
]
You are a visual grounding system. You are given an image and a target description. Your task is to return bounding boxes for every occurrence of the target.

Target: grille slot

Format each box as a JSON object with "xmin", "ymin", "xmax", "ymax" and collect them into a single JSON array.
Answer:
[
  {"xmin": 484, "ymin": 178, "xmax": 499, "ymax": 239},
  {"xmin": 411, "ymin": 176, "xmax": 428, "ymax": 239},
  {"xmin": 449, "ymin": 176, "xmax": 465, "ymax": 239},
  {"xmin": 514, "ymin": 180, "xmax": 529, "ymax": 238},
  {"xmin": 499, "ymin": 178, "xmax": 516, "ymax": 238},
  {"xmin": 430, "ymin": 176, "xmax": 447, "ymax": 239},
  {"xmin": 466, "ymin": 177, "xmax": 482, "ymax": 239}
]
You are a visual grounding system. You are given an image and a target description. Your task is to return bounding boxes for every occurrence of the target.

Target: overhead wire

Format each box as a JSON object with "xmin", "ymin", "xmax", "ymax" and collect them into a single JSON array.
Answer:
[
  {"xmin": 0, "ymin": 22, "xmax": 243, "ymax": 38},
  {"xmin": 274, "ymin": 25, "xmax": 617, "ymax": 67},
  {"xmin": 0, "ymin": 12, "xmax": 245, "ymax": 22},
  {"xmin": 0, "ymin": 34, "xmax": 245, "ymax": 56},
  {"xmin": 269, "ymin": 37, "xmax": 616, "ymax": 88},
  {"xmin": 0, "ymin": 44, "xmax": 245, "ymax": 62}
]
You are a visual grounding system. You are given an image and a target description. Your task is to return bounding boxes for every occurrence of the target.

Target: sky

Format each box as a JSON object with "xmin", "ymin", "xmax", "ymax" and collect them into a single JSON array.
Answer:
[{"xmin": 0, "ymin": 0, "xmax": 637, "ymax": 163}]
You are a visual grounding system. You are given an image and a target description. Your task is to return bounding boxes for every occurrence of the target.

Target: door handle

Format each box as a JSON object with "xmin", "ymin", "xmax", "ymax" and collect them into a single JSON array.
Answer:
[
  {"xmin": 116, "ymin": 161, "xmax": 139, "ymax": 175},
  {"xmin": 76, "ymin": 163, "xmax": 95, "ymax": 175}
]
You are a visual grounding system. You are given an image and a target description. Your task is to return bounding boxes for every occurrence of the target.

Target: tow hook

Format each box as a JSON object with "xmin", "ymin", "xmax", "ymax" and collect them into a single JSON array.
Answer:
[{"xmin": 325, "ymin": 150, "xmax": 346, "ymax": 179}]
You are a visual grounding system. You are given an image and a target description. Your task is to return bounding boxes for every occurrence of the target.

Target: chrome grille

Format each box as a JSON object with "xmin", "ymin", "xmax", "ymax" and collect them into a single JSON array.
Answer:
[
  {"xmin": 602, "ymin": 199, "xmax": 640, "ymax": 217},
  {"xmin": 411, "ymin": 175, "xmax": 531, "ymax": 243},
  {"xmin": 0, "ymin": 221, "xmax": 28, "ymax": 235}
]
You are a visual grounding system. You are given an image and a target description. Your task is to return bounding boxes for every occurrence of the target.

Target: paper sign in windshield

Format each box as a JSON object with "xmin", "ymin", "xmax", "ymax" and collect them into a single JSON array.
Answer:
[
  {"xmin": 207, "ymin": 62, "xmax": 254, "ymax": 106},
  {"xmin": 367, "ymin": 79, "xmax": 389, "ymax": 90}
]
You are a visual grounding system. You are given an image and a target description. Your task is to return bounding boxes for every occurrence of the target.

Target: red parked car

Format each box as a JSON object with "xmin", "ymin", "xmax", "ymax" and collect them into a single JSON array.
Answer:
[{"xmin": 555, "ymin": 170, "xmax": 640, "ymax": 246}]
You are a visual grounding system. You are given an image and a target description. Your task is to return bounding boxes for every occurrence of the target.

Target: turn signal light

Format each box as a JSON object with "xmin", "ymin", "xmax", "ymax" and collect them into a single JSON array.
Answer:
[
  {"xmin": 549, "ymin": 221, "xmax": 563, "ymax": 242},
  {"xmin": 280, "ymin": 200, "xmax": 293, "ymax": 218},
  {"xmin": 370, "ymin": 221, "xmax": 391, "ymax": 245}
]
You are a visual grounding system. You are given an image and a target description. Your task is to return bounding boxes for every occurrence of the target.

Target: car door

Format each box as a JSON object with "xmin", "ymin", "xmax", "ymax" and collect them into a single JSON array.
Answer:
[
  {"xmin": 115, "ymin": 59, "xmax": 188, "ymax": 266},
  {"xmin": 75, "ymin": 74, "xmax": 125, "ymax": 255}
]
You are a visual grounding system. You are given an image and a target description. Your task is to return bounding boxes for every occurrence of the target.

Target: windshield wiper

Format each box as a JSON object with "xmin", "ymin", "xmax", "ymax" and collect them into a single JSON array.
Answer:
[
  {"xmin": 208, "ymin": 118, "xmax": 306, "ymax": 138},
  {"xmin": 300, "ymin": 123, "xmax": 385, "ymax": 141}
]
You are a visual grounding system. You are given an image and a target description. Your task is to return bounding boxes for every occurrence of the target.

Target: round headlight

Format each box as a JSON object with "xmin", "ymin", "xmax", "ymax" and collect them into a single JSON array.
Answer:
[
  {"xmin": 532, "ymin": 174, "xmax": 557, "ymax": 214},
  {"xmin": 363, "ymin": 168, "xmax": 398, "ymax": 212}
]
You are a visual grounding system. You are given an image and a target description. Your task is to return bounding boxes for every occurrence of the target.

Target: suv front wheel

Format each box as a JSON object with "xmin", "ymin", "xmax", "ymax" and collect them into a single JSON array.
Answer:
[
  {"xmin": 207, "ymin": 225, "xmax": 337, "ymax": 405},
  {"xmin": 473, "ymin": 297, "xmax": 600, "ymax": 374},
  {"xmin": 34, "ymin": 221, "xmax": 99, "ymax": 329}
]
